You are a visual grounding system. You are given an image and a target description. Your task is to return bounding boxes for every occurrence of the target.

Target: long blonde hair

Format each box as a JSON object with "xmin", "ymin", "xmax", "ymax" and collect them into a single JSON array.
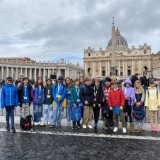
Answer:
[{"xmin": 134, "ymin": 80, "xmax": 144, "ymax": 94}]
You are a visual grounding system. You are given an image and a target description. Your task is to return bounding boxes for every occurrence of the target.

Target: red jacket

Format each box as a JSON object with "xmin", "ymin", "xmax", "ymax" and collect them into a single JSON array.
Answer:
[{"xmin": 108, "ymin": 88, "xmax": 125, "ymax": 107}]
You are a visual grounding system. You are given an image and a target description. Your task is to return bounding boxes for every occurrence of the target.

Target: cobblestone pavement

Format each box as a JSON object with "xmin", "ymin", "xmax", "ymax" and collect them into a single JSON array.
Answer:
[{"xmin": 1, "ymin": 122, "xmax": 160, "ymax": 160}]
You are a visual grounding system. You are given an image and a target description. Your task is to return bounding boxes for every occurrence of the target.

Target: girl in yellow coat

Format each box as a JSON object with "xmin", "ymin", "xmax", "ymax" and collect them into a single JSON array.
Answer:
[{"xmin": 145, "ymin": 79, "xmax": 160, "ymax": 132}]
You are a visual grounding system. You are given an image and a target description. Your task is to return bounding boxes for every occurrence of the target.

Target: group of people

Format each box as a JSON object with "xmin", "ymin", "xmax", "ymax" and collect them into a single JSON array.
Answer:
[{"xmin": 1, "ymin": 74, "xmax": 160, "ymax": 134}]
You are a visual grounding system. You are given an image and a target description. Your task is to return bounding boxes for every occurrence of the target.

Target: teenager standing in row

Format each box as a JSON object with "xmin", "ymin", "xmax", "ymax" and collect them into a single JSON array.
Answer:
[
  {"xmin": 31, "ymin": 77, "xmax": 44, "ymax": 125},
  {"xmin": 1, "ymin": 77, "xmax": 18, "ymax": 133},
  {"xmin": 93, "ymin": 79, "xmax": 103, "ymax": 129},
  {"xmin": 108, "ymin": 80, "xmax": 126, "ymax": 133},
  {"xmin": 50, "ymin": 76, "xmax": 66, "ymax": 128},
  {"xmin": 41, "ymin": 78, "xmax": 53, "ymax": 125},
  {"xmin": 70, "ymin": 78, "xmax": 82, "ymax": 129},
  {"xmin": 80, "ymin": 77, "xmax": 94, "ymax": 129}
]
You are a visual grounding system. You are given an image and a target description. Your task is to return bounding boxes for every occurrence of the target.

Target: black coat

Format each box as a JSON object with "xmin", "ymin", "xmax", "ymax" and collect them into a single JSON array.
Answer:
[
  {"xmin": 80, "ymin": 84, "xmax": 94, "ymax": 106},
  {"xmin": 93, "ymin": 85, "xmax": 103, "ymax": 105},
  {"xmin": 140, "ymin": 76, "xmax": 148, "ymax": 87},
  {"xmin": 18, "ymin": 84, "xmax": 33, "ymax": 107},
  {"xmin": 44, "ymin": 85, "xmax": 54, "ymax": 104}
]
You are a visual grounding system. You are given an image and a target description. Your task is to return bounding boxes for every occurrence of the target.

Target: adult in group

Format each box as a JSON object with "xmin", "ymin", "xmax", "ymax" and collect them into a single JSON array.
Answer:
[
  {"xmin": 140, "ymin": 71, "xmax": 148, "ymax": 92},
  {"xmin": 131, "ymin": 73, "xmax": 139, "ymax": 88}
]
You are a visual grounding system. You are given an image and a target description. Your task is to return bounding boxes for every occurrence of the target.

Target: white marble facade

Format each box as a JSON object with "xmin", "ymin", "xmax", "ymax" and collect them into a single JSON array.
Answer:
[
  {"xmin": 83, "ymin": 25, "xmax": 160, "ymax": 79},
  {"xmin": 0, "ymin": 58, "xmax": 84, "ymax": 80}
]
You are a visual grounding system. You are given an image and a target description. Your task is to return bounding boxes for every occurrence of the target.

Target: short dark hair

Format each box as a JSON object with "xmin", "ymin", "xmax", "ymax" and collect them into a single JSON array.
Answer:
[{"xmin": 105, "ymin": 77, "xmax": 111, "ymax": 82}]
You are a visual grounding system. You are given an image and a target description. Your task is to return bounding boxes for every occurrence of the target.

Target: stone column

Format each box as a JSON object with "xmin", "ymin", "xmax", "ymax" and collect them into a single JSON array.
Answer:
[
  {"xmin": 47, "ymin": 69, "xmax": 49, "ymax": 78},
  {"xmin": 148, "ymin": 59, "xmax": 151, "ymax": 71},
  {"xmin": 6, "ymin": 67, "xmax": 9, "ymax": 77},
  {"xmin": 118, "ymin": 61, "xmax": 121, "ymax": 76},
  {"xmin": 25, "ymin": 68, "xmax": 27, "ymax": 77},
  {"xmin": 105, "ymin": 61, "xmax": 108, "ymax": 76},
  {"xmin": 15, "ymin": 67, "xmax": 18, "ymax": 80},
  {"xmin": 123, "ymin": 61, "xmax": 125, "ymax": 77},
  {"xmin": 30, "ymin": 68, "xmax": 32, "ymax": 79},
  {"xmin": 108, "ymin": 61, "xmax": 110, "ymax": 76},
  {"xmin": 92, "ymin": 61, "xmax": 95, "ymax": 78},
  {"xmin": 99, "ymin": 61, "xmax": 102, "ymax": 77},
  {"xmin": 1, "ymin": 66, "xmax": 4, "ymax": 79},
  {"xmin": 43, "ymin": 69, "xmax": 45, "ymax": 81},
  {"xmin": 139, "ymin": 60, "xmax": 142, "ymax": 75},
  {"xmin": 20, "ymin": 67, "xmax": 22, "ymax": 74},
  {"xmin": 34, "ymin": 68, "xmax": 37, "ymax": 80},
  {"xmin": 132, "ymin": 61, "xmax": 134, "ymax": 76},
  {"xmin": 39, "ymin": 68, "xmax": 41, "ymax": 77},
  {"xmin": 11, "ymin": 67, "xmax": 13, "ymax": 78}
]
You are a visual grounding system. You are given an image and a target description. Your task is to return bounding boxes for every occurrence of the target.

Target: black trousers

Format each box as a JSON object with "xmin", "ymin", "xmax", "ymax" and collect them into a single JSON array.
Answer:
[
  {"xmin": 93, "ymin": 105, "xmax": 100, "ymax": 124},
  {"xmin": 124, "ymin": 105, "xmax": 132, "ymax": 123},
  {"xmin": 73, "ymin": 120, "xmax": 80, "ymax": 126}
]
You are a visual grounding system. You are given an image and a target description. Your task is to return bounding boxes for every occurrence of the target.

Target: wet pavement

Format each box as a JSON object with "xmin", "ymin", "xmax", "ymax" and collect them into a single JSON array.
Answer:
[{"xmin": 0, "ymin": 121, "xmax": 160, "ymax": 160}]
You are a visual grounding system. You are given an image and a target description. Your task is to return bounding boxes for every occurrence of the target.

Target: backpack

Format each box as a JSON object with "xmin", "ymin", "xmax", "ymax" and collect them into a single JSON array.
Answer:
[{"xmin": 20, "ymin": 114, "xmax": 33, "ymax": 130}]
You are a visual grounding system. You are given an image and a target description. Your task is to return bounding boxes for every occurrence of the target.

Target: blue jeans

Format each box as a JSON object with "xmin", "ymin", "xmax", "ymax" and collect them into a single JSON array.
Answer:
[
  {"xmin": 5, "ymin": 106, "xmax": 15, "ymax": 129},
  {"xmin": 52, "ymin": 102, "xmax": 64, "ymax": 125},
  {"xmin": 66, "ymin": 100, "xmax": 71, "ymax": 122},
  {"xmin": 33, "ymin": 104, "xmax": 43, "ymax": 122},
  {"xmin": 41, "ymin": 104, "xmax": 53, "ymax": 124}
]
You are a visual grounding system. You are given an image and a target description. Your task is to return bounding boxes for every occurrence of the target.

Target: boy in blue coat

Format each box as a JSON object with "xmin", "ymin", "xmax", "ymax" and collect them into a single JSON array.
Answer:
[{"xmin": 1, "ymin": 77, "xmax": 18, "ymax": 133}]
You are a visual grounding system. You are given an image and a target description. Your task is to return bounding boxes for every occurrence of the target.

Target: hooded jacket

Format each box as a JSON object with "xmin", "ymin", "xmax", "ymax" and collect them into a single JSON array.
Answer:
[
  {"xmin": 1, "ymin": 84, "xmax": 18, "ymax": 109},
  {"xmin": 122, "ymin": 79, "xmax": 135, "ymax": 106}
]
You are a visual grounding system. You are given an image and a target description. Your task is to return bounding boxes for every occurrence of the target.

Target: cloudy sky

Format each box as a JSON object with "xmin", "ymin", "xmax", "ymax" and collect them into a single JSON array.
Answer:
[{"xmin": 0, "ymin": 0, "xmax": 160, "ymax": 65}]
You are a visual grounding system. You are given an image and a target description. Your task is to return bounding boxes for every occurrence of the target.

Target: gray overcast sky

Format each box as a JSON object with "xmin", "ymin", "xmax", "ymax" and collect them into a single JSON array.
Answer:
[{"xmin": 0, "ymin": 0, "xmax": 160, "ymax": 65}]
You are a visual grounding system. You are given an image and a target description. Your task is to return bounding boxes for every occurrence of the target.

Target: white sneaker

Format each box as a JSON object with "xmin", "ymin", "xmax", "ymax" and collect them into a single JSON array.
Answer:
[
  {"xmin": 40, "ymin": 123, "xmax": 46, "ymax": 126},
  {"xmin": 38, "ymin": 122, "xmax": 41, "ymax": 125},
  {"xmin": 83, "ymin": 125, "xmax": 87, "ymax": 129},
  {"xmin": 88, "ymin": 125, "xmax": 93, "ymax": 129},
  {"xmin": 34, "ymin": 122, "xmax": 38, "ymax": 126},
  {"xmin": 113, "ymin": 127, "xmax": 118, "ymax": 133},
  {"xmin": 123, "ymin": 127, "xmax": 127, "ymax": 134}
]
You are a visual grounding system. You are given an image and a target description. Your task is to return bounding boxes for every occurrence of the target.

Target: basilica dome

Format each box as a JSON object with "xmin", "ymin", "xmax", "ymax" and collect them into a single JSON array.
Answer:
[{"xmin": 107, "ymin": 28, "xmax": 128, "ymax": 50}]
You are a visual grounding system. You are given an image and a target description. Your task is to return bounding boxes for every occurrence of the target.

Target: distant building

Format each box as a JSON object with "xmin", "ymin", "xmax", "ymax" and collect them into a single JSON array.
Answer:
[
  {"xmin": 83, "ymin": 24, "xmax": 160, "ymax": 79},
  {"xmin": 0, "ymin": 57, "xmax": 84, "ymax": 80}
]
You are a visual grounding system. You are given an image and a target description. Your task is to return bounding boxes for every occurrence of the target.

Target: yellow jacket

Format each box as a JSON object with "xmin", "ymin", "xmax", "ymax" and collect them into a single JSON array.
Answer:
[{"xmin": 145, "ymin": 87, "xmax": 160, "ymax": 111}]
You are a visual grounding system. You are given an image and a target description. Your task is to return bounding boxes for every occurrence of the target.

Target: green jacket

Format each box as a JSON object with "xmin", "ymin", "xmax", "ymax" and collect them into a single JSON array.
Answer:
[
  {"xmin": 70, "ymin": 86, "xmax": 80, "ymax": 104},
  {"xmin": 44, "ymin": 85, "xmax": 53, "ymax": 104}
]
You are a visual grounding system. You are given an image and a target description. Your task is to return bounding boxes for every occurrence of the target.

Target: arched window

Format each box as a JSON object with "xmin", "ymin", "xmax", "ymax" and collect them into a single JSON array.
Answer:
[
  {"xmin": 102, "ymin": 70, "xmax": 105, "ymax": 76},
  {"xmin": 143, "ymin": 66, "xmax": 148, "ymax": 71}
]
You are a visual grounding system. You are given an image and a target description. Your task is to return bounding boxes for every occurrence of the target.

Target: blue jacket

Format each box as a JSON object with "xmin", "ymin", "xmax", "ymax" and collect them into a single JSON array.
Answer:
[
  {"xmin": 66, "ymin": 85, "xmax": 72, "ymax": 100},
  {"xmin": 53, "ymin": 83, "xmax": 66, "ymax": 103},
  {"xmin": 1, "ymin": 84, "xmax": 18, "ymax": 109}
]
